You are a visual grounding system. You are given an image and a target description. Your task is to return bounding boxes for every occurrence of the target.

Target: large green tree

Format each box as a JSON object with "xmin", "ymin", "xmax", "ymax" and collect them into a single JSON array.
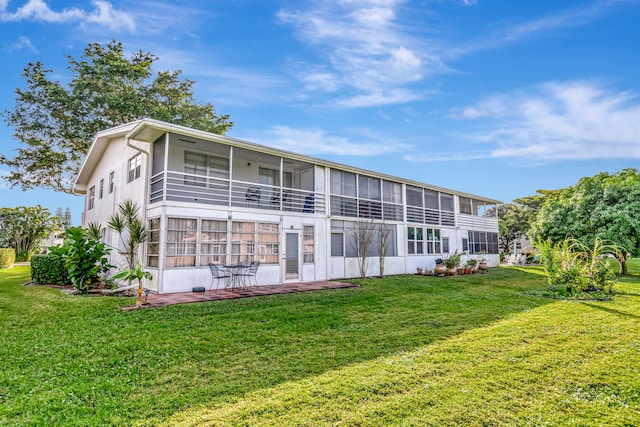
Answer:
[
  {"xmin": 530, "ymin": 169, "xmax": 640, "ymax": 274},
  {"xmin": 1, "ymin": 40, "xmax": 233, "ymax": 193},
  {"xmin": 497, "ymin": 195, "xmax": 545, "ymax": 255},
  {"xmin": 0, "ymin": 206, "xmax": 62, "ymax": 261}
]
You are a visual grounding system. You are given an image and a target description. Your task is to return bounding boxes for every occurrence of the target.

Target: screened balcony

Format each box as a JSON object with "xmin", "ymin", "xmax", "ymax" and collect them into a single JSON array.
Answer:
[{"xmin": 148, "ymin": 133, "xmax": 325, "ymax": 214}]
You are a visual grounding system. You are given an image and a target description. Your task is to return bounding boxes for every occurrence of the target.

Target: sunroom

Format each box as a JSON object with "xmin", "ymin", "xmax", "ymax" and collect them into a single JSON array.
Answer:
[{"xmin": 146, "ymin": 131, "xmax": 325, "ymax": 214}]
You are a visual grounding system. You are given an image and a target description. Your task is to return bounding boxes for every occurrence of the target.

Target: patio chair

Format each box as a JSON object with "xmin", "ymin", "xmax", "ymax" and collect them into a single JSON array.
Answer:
[
  {"xmin": 209, "ymin": 263, "xmax": 232, "ymax": 291},
  {"xmin": 236, "ymin": 261, "xmax": 260, "ymax": 287},
  {"xmin": 245, "ymin": 187, "xmax": 261, "ymax": 207}
]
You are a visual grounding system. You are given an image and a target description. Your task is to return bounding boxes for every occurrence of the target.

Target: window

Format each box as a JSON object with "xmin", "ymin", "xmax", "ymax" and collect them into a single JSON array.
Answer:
[
  {"xmin": 109, "ymin": 171, "xmax": 115, "ymax": 193},
  {"xmin": 303, "ymin": 225, "xmax": 315, "ymax": 263},
  {"xmin": 231, "ymin": 221, "xmax": 255, "ymax": 264},
  {"xmin": 184, "ymin": 151, "xmax": 229, "ymax": 190},
  {"xmin": 88, "ymin": 186, "xmax": 95, "ymax": 210},
  {"xmin": 468, "ymin": 231, "xmax": 499, "ymax": 254},
  {"xmin": 330, "ymin": 170, "xmax": 356, "ymax": 197},
  {"xmin": 331, "ymin": 171, "xmax": 357, "ymax": 217},
  {"xmin": 424, "ymin": 190, "xmax": 439, "ymax": 209},
  {"xmin": 442, "ymin": 237, "xmax": 450, "ymax": 254},
  {"xmin": 166, "ymin": 218, "xmax": 197, "ymax": 267},
  {"xmin": 462, "ymin": 238, "xmax": 469, "ymax": 252},
  {"xmin": 382, "ymin": 180, "xmax": 402, "ymax": 204},
  {"xmin": 200, "ymin": 220, "xmax": 227, "ymax": 266},
  {"xmin": 257, "ymin": 223, "xmax": 279, "ymax": 264},
  {"xmin": 259, "ymin": 167, "xmax": 278, "ymax": 186},
  {"xmin": 127, "ymin": 153, "xmax": 142, "ymax": 183},
  {"xmin": 358, "ymin": 175, "xmax": 380, "ymax": 200},
  {"xmin": 331, "ymin": 233, "xmax": 344, "ymax": 256},
  {"xmin": 99, "ymin": 179, "xmax": 104, "ymax": 199},
  {"xmin": 409, "ymin": 226, "xmax": 441, "ymax": 254},
  {"xmin": 440, "ymin": 193, "xmax": 455, "ymax": 226},
  {"xmin": 488, "ymin": 232, "xmax": 499, "ymax": 254},
  {"xmin": 162, "ymin": 219, "xmax": 282, "ymax": 268},
  {"xmin": 440, "ymin": 193, "xmax": 454, "ymax": 211},
  {"xmin": 459, "ymin": 197, "xmax": 472, "ymax": 215},
  {"xmin": 426, "ymin": 228, "xmax": 441, "ymax": 254},
  {"xmin": 407, "ymin": 226, "xmax": 424, "ymax": 255},
  {"xmin": 147, "ymin": 218, "xmax": 160, "ymax": 267},
  {"xmin": 331, "ymin": 220, "xmax": 396, "ymax": 258},
  {"xmin": 184, "ymin": 151, "xmax": 207, "ymax": 186},
  {"xmin": 406, "ymin": 186, "xmax": 423, "ymax": 207},
  {"xmin": 377, "ymin": 224, "xmax": 397, "ymax": 257}
]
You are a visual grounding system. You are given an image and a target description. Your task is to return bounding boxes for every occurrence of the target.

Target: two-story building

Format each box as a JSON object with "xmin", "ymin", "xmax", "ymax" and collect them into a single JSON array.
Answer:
[{"xmin": 74, "ymin": 119, "xmax": 501, "ymax": 294}]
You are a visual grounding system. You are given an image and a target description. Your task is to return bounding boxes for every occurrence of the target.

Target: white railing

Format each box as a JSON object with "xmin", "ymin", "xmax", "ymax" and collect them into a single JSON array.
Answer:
[
  {"xmin": 150, "ymin": 171, "xmax": 324, "ymax": 214},
  {"xmin": 406, "ymin": 205, "xmax": 456, "ymax": 227},
  {"xmin": 457, "ymin": 214, "xmax": 498, "ymax": 231}
]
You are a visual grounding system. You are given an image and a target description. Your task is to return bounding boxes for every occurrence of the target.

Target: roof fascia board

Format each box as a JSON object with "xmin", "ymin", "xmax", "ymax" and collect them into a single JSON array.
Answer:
[{"xmin": 73, "ymin": 120, "xmax": 143, "ymax": 194}]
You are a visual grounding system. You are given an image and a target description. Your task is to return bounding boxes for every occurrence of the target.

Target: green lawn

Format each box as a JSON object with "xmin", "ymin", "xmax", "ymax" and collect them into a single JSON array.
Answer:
[{"xmin": 1, "ymin": 261, "xmax": 639, "ymax": 426}]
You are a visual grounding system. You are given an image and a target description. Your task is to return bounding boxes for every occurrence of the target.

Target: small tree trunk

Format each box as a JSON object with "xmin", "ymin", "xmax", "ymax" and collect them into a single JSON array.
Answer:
[
  {"xmin": 618, "ymin": 252, "xmax": 628, "ymax": 275},
  {"xmin": 136, "ymin": 280, "xmax": 143, "ymax": 307}
]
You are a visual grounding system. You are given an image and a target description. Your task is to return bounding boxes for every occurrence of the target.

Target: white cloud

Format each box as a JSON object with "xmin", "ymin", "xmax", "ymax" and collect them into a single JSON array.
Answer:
[
  {"xmin": 5, "ymin": 35, "xmax": 38, "ymax": 53},
  {"xmin": 448, "ymin": 96, "xmax": 507, "ymax": 119},
  {"xmin": 0, "ymin": 0, "xmax": 84, "ymax": 22},
  {"xmin": 82, "ymin": 1, "xmax": 135, "ymax": 32},
  {"xmin": 301, "ymin": 70, "xmax": 339, "ymax": 92},
  {"xmin": 336, "ymin": 89, "xmax": 423, "ymax": 107},
  {"xmin": 278, "ymin": 0, "xmax": 437, "ymax": 107},
  {"xmin": 244, "ymin": 126, "xmax": 411, "ymax": 157},
  {"xmin": 450, "ymin": 2, "xmax": 612, "ymax": 58},
  {"xmin": 430, "ymin": 81, "xmax": 640, "ymax": 162},
  {"xmin": 0, "ymin": 0, "xmax": 135, "ymax": 32}
]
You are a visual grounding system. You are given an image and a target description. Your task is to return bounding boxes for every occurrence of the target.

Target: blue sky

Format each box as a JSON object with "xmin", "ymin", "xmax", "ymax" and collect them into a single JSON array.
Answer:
[{"xmin": 1, "ymin": 0, "xmax": 639, "ymax": 225}]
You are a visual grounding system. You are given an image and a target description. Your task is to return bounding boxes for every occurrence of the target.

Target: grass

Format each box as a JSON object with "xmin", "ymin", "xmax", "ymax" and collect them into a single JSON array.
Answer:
[{"xmin": 1, "ymin": 260, "xmax": 639, "ymax": 426}]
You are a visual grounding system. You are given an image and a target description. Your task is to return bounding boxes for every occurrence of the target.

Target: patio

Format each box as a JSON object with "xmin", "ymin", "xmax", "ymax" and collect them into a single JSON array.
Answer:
[{"xmin": 129, "ymin": 280, "xmax": 359, "ymax": 309}]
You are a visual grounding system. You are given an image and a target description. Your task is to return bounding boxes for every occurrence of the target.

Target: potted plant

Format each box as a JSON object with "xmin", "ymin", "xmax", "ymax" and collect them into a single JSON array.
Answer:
[
  {"xmin": 443, "ymin": 251, "xmax": 462, "ymax": 276},
  {"xmin": 434, "ymin": 259, "xmax": 446, "ymax": 276},
  {"xmin": 466, "ymin": 258, "xmax": 477, "ymax": 274},
  {"xmin": 477, "ymin": 253, "xmax": 488, "ymax": 273},
  {"xmin": 423, "ymin": 268, "xmax": 432, "ymax": 276},
  {"xmin": 416, "ymin": 266, "xmax": 423, "ymax": 275}
]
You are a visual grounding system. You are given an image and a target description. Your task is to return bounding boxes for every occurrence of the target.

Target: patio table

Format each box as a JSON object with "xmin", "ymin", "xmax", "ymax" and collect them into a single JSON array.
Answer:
[{"xmin": 223, "ymin": 264, "xmax": 249, "ymax": 289}]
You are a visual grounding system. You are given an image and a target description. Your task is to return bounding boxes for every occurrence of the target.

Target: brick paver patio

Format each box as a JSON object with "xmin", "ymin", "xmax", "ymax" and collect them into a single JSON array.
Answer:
[{"xmin": 128, "ymin": 281, "xmax": 359, "ymax": 309}]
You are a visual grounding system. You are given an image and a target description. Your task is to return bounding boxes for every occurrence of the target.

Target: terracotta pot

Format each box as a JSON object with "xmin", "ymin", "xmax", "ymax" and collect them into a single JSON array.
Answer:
[
  {"xmin": 446, "ymin": 268, "xmax": 456, "ymax": 276},
  {"xmin": 435, "ymin": 264, "xmax": 446, "ymax": 276}
]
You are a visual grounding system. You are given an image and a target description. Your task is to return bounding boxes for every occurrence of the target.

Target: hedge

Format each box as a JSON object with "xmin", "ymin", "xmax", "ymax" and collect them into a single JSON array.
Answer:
[
  {"xmin": 30, "ymin": 254, "xmax": 71, "ymax": 286},
  {"xmin": 0, "ymin": 248, "xmax": 15, "ymax": 269}
]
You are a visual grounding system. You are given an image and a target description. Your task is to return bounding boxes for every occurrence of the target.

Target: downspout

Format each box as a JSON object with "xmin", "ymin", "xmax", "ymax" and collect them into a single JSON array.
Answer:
[{"xmin": 126, "ymin": 137, "xmax": 152, "ymax": 282}]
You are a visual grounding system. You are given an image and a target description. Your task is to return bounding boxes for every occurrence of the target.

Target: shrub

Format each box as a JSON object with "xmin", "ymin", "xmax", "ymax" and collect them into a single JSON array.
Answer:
[
  {"xmin": 537, "ymin": 237, "xmax": 619, "ymax": 297},
  {"xmin": 30, "ymin": 254, "xmax": 70, "ymax": 285},
  {"xmin": 0, "ymin": 248, "xmax": 15, "ymax": 269},
  {"xmin": 50, "ymin": 227, "xmax": 112, "ymax": 293}
]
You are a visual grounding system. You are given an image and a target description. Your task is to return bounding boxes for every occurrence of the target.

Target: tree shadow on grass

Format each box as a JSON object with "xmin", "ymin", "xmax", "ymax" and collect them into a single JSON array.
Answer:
[
  {"xmin": 122, "ymin": 267, "xmax": 554, "ymax": 424},
  {"xmin": 580, "ymin": 302, "xmax": 640, "ymax": 319},
  {"xmin": 2, "ymin": 266, "xmax": 556, "ymax": 425}
]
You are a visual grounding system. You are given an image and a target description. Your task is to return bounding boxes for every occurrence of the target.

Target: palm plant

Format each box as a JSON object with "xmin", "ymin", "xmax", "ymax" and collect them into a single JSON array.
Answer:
[
  {"xmin": 107, "ymin": 200, "xmax": 148, "ymax": 272},
  {"xmin": 113, "ymin": 261, "xmax": 153, "ymax": 307}
]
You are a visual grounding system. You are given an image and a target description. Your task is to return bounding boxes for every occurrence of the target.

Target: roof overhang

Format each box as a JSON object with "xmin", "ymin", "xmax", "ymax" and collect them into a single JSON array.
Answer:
[{"xmin": 73, "ymin": 121, "xmax": 142, "ymax": 194}]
